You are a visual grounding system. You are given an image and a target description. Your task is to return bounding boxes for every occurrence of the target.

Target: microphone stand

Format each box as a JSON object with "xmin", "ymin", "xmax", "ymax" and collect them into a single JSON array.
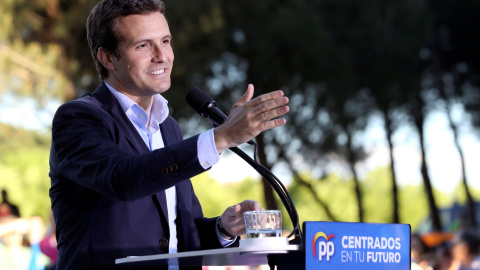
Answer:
[
  {"xmin": 228, "ymin": 146, "xmax": 303, "ymax": 244},
  {"xmin": 188, "ymin": 93, "xmax": 302, "ymax": 243}
]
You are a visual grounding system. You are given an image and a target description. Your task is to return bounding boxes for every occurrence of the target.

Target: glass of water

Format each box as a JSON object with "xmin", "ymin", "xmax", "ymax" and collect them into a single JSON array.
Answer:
[{"xmin": 244, "ymin": 210, "xmax": 282, "ymax": 238}]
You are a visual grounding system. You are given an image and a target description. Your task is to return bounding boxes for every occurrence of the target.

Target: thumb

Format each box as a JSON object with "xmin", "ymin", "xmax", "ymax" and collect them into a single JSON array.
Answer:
[{"xmin": 234, "ymin": 84, "xmax": 254, "ymax": 108}]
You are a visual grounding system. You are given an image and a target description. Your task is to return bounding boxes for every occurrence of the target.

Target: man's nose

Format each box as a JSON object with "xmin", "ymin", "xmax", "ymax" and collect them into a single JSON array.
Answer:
[{"xmin": 151, "ymin": 46, "xmax": 167, "ymax": 62}]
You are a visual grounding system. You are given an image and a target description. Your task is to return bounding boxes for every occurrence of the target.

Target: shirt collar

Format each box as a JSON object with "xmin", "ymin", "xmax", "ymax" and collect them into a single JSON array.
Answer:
[{"xmin": 104, "ymin": 82, "xmax": 169, "ymax": 126}]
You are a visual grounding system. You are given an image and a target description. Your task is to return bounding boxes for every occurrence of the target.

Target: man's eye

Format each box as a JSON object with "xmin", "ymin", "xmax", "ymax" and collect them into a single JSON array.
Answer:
[{"xmin": 137, "ymin": 44, "xmax": 148, "ymax": 49}]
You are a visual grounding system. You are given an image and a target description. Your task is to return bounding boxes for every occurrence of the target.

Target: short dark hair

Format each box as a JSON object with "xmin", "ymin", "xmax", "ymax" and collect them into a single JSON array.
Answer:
[{"xmin": 87, "ymin": 0, "xmax": 166, "ymax": 80}]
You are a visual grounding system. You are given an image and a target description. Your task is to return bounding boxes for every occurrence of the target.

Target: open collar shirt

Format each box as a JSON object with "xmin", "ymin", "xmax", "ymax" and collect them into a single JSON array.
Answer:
[{"xmin": 105, "ymin": 83, "xmax": 233, "ymax": 268}]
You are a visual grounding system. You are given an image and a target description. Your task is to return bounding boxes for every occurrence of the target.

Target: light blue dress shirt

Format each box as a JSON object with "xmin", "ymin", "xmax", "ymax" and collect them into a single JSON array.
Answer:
[{"xmin": 105, "ymin": 83, "xmax": 235, "ymax": 268}]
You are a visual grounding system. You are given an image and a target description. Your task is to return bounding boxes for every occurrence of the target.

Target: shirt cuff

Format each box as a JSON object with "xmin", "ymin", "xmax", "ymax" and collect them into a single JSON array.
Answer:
[
  {"xmin": 215, "ymin": 217, "xmax": 237, "ymax": 247},
  {"xmin": 198, "ymin": 129, "xmax": 220, "ymax": 169}
]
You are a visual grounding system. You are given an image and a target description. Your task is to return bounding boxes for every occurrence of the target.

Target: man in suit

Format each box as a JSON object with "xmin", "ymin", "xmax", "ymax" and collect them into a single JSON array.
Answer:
[{"xmin": 49, "ymin": 0, "xmax": 290, "ymax": 269}]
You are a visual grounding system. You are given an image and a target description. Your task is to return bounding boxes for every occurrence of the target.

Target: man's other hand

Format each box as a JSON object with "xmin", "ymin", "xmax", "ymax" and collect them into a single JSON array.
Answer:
[{"xmin": 219, "ymin": 199, "xmax": 264, "ymax": 237}]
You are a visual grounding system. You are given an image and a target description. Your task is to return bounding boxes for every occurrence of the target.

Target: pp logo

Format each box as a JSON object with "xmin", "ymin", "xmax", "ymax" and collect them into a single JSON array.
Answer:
[{"xmin": 312, "ymin": 232, "xmax": 335, "ymax": 261}]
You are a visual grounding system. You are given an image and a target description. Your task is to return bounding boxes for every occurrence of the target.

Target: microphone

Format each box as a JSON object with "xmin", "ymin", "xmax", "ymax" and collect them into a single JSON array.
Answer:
[
  {"xmin": 186, "ymin": 87, "xmax": 227, "ymax": 127},
  {"xmin": 186, "ymin": 87, "xmax": 255, "ymax": 145}
]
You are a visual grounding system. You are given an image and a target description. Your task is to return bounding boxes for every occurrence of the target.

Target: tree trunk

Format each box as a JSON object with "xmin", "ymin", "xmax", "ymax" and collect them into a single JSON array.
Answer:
[
  {"xmin": 256, "ymin": 133, "xmax": 278, "ymax": 211},
  {"xmin": 346, "ymin": 128, "xmax": 364, "ymax": 222},
  {"xmin": 445, "ymin": 102, "xmax": 478, "ymax": 229},
  {"xmin": 412, "ymin": 97, "xmax": 443, "ymax": 231},
  {"xmin": 278, "ymin": 149, "xmax": 339, "ymax": 221},
  {"xmin": 383, "ymin": 109, "xmax": 400, "ymax": 223}
]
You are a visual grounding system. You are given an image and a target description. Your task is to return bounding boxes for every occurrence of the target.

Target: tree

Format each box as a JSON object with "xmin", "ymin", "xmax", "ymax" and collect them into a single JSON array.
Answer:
[
  {"xmin": 164, "ymin": 0, "xmax": 447, "ymax": 225},
  {"xmin": 361, "ymin": 0, "xmax": 431, "ymax": 223},
  {"xmin": 5, "ymin": 0, "xmax": 478, "ymax": 232},
  {"xmin": 426, "ymin": 0, "xmax": 480, "ymax": 230},
  {"xmin": 0, "ymin": 124, "xmax": 52, "ymax": 221},
  {"xmin": 0, "ymin": 1, "xmax": 77, "ymax": 102},
  {"xmin": 409, "ymin": 95, "xmax": 443, "ymax": 231}
]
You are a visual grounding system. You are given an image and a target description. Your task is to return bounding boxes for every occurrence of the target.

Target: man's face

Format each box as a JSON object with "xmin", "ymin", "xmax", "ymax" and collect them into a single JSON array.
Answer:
[{"xmin": 106, "ymin": 12, "xmax": 174, "ymax": 97}]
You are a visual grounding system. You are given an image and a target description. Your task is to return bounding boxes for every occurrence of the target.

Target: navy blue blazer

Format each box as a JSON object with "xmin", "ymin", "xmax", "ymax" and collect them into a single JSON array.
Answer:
[{"xmin": 49, "ymin": 82, "xmax": 223, "ymax": 269}]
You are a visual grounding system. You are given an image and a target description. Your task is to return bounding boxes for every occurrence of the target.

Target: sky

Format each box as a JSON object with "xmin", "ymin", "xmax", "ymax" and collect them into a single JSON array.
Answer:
[
  {"xmin": 0, "ymin": 94, "xmax": 61, "ymax": 132},
  {"xmin": 208, "ymin": 103, "xmax": 480, "ymax": 195},
  {"xmin": 359, "ymin": 108, "xmax": 480, "ymax": 193},
  {"xmin": 1, "ymin": 94, "xmax": 479, "ymax": 195}
]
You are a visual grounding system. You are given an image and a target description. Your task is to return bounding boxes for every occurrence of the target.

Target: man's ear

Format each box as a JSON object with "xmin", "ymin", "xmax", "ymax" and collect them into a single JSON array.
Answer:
[{"xmin": 97, "ymin": 47, "xmax": 115, "ymax": 71}]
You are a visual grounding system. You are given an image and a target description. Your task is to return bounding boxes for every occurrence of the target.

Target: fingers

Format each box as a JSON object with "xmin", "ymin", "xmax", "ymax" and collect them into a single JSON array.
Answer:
[
  {"xmin": 220, "ymin": 200, "xmax": 266, "ymax": 236},
  {"xmin": 233, "ymin": 84, "xmax": 255, "ymax": 108},
  {"xmin": 260, "ymin": 116, "xmax": 288, "ymax": 131},
  {"xmin": 254, "ymin": 98, "xmax": 289, "ymax": 123},
  {"xmin": 232, "ymin": 203, "xmax": 242, "ymax": 215},
  {"xmin": 235, "ymin": 84, "xmax": 288, "ymax": 114},
  {"xmin": 258, "ymin": 213, "xmax": 268, "ymax": 228},
  {"xmin": 259, "ymin": 105, "xmax": 289, "ymax": 127},
  {"xmin": 245, "ymin": 90, "xmax": 289, "ymax": 127},
  {"xmin": 226, "ymin": 200, "xmax": 262, "ymax": 217},
  {"xmin": 245, "ymin": 89, "xmax": 285, "ymax": 108},
  {"xmin": 241, "ymin": 199, "xmax": 262, "ymax": 212},
  {"xmin": 223, "ymin": 200, "xmax": 263, "ymax": 218},
  {"xmin": 220, "ymin": 205, "xmax": 245, "ymax": 236},
  {"xmin": 213, "ymin": 85, "xmax": 289, "ymax": 153}
]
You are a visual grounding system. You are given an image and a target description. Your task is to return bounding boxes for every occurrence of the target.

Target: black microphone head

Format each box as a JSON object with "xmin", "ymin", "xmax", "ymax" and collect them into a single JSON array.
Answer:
[{"xmin": 186, "ymin": 87, "xmax": 214, "ymax": 117}]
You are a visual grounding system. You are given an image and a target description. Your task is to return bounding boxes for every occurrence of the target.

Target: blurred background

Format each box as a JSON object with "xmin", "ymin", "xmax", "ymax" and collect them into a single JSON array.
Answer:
[{"xmin": 1, "ymin": 0, "xmax": 480, "ymax": 269}]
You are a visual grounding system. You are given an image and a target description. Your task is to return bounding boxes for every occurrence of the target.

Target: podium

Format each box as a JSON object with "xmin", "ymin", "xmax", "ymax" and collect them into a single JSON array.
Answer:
[
  {"xmin": 116, "ymin": 244, "xmax": 303, "ymax": 269},
  {"xmin": 115, "ymin": 221, "xmax": 410, "ymax": 269}
]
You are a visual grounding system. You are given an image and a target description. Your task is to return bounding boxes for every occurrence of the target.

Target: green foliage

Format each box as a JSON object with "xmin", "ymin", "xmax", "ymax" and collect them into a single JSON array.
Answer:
[
  {"xmin": 0, "ymin": 41, "xmax": 70, "ymax": 99},
  {"xmin": 0, "ymin": 0, "xmax": 96, "ymax": 103},
  {"xmin": 362, "ymin": 167, "xmax": 454, "ymax": 228},
  {"xmin": 289, "ymin": 173, "xmax": 358, "ymax": 225},
  {"xmin": 453, "ymin": 182, "xmax": 480, "ymax": 205},
  {"xmin": 191, "ymin": 173, "xmax": 265, "ymax": 217},
  {"xmin": 193, "ymin": 165, "xmax": 456, "ymax": 232},
  {"xmin": 0, "ymin": 1, "xmax": 71, "ymax": 104},
  {"xmin": 0, "ymin": 124, "xmax": 52, "ymax": 221}
]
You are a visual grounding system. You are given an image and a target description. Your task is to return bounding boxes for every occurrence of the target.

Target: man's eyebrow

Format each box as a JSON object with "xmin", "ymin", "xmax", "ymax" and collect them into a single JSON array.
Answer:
[{"xmin": 129, "ymin": 35, "xmax": 172, "ymax": 46}]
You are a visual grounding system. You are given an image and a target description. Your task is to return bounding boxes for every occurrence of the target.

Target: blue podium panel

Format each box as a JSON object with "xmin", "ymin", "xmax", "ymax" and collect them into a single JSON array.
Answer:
[{"xmin": 304, "ymin": 221, "xmax": 411, "ymax": 270}]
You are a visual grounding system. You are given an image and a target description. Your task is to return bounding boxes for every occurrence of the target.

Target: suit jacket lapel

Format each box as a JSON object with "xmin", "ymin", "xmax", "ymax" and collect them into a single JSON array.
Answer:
[
  {"xmin": 92, "ymin": 82, "xmax": 149, "ymax": 154},
  {"xmin": 93, "ymin": 82, "xmax": 169, "ymax": 222}
]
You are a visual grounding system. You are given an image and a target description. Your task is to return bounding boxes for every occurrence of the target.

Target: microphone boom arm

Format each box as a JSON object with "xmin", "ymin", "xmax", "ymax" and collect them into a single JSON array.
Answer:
[
  {"xmin": 229, "ymin": 146, "xmax": 303, "ymax": 244},
  {"xmin": 185, "ymin": 87, "xmax": 301, "ymax": 241}
]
